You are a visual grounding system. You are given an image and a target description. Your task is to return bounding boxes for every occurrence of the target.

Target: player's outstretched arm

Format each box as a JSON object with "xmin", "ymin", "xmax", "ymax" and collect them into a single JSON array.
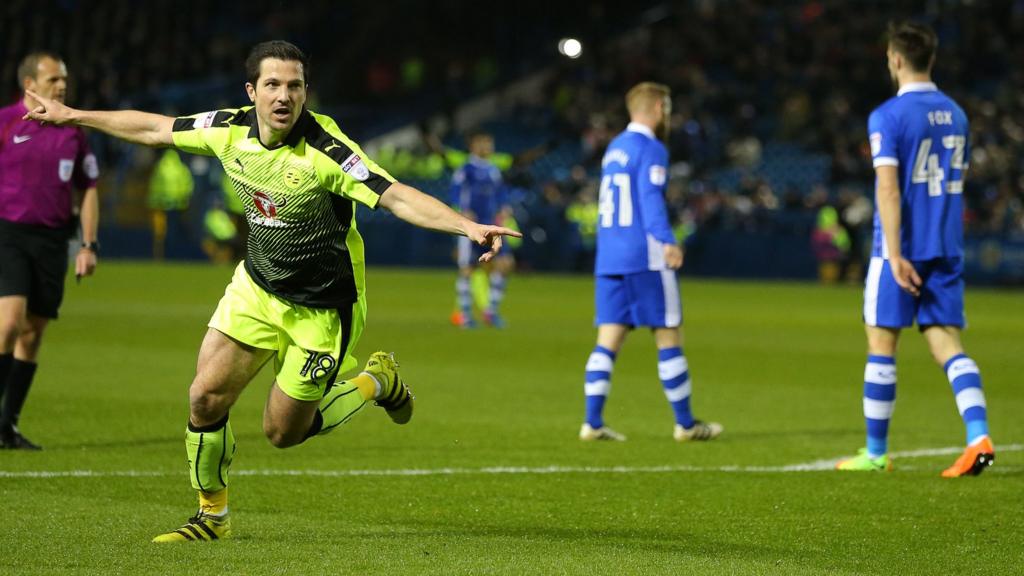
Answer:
[
  {"xmin": 379, "ymin": 182, "xmax": 522, "ymax": 263},
  {"xmin": 23, "ymin": 89, "xmax": 174, "ymax": 147}
]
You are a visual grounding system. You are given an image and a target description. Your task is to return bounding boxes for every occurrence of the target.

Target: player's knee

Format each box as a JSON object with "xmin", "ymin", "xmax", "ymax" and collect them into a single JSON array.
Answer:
[
  {"xmin": 927, "ymin": 342, "xmax": 962, "ymax": 366},
  {"xmin": 188, "ymin": 383, "xmax": 232, "ymax": 424},
  {"xmin": 0, "ymin": 318, "xmax": 20, "ymax": 349},
  {"xmin": 263, "ymin": 423, "xmax": 301, "ymax": 449},
  {"xmin": 866, "ymin": 332, "xmax": 898, "ymax": 356},
  {"xmin": 0, "ymin": 323, "xmax": 18, "ymax": 350},
  {"xmin": 15, "ymin": 326, "xmax": 43, "ymax": 356}
]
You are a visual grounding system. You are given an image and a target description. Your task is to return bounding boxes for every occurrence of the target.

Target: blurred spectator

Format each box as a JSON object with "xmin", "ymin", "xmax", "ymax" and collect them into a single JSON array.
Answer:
[
  {"xmin": 811, "ymin": 205, "xmax": 851, "ymax": 284},
  {"xmin": 147, "ymin": 149, "xmax": 193, "ymax": 260}
]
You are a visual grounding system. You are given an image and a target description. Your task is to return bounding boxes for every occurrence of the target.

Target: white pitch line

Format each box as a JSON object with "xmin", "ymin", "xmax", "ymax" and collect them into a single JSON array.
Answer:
[{"xmin": 1, "ymin": 444, "xmax": 1019, "ymax": 479}]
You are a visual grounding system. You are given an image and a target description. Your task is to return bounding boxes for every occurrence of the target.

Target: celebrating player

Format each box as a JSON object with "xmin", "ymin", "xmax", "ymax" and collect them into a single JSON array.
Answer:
[
  {"xmin": 837, "ymin": 22, "xmax": 994, "ymax": 476},
  {"xmin": 0, "ymin": 52, "xmax": 100, "ymax": 450},
  {"xmin": 450, "ymin": 131, "xmax": 513, "ymax": 328},
  {"xmin": 23, "ymin": 40, "xmax": 520, "ymax": 540},
  {"xmin": 579, "ymin": 82, "xmax": 722, "ymax": 443}
]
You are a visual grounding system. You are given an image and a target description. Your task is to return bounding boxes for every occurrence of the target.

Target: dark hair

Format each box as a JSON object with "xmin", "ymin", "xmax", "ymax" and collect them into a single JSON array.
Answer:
[
  {"xmin": 245, "ymin": 41, "xmax": 309, "ymax": 85},
  {"xmin": 17, "ymin": 51, "xmax": 62, "ymax": 86},
  {"xmin": 887, "ymin": 21, "xmax": 937, "ymax": 72}
]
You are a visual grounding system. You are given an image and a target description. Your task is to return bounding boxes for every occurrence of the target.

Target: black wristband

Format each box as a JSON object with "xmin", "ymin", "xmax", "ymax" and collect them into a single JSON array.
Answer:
[{"xmin": 82, "ymin": 241, "xmax": 100, "ymax": 254}]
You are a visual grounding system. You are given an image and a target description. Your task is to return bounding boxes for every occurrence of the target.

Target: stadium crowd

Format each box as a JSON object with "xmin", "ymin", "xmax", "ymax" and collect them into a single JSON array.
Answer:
[
  {"xmin": 3, "ymin": 0, "xmax": 1022, "ymax": 272},
  {"xmin": 540, "ymin": 0, "xmax": 1024, "ymax": 244}
]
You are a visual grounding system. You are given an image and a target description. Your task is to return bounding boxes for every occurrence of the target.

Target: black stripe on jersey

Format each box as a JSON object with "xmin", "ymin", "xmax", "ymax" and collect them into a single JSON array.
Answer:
[
  {"xmin": 172, "ymin": 109, "xmax": 247, "ymax": 132},
  {"xmin": 303, "ymin": 116, "xmax": 392, "ymax": 197},
  {"xmin": 329, "ymin": 193, "xmax": 358, "ymax": 296}
]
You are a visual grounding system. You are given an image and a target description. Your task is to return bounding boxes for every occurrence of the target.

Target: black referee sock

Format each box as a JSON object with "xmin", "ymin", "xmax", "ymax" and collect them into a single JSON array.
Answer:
[
  {"xmin": 0, "ymin": 359, "xmax": 38, "ymax": 428},
  {"xmin": 0, "ymin": 353, "xmax": 12, "ymax": 401}
]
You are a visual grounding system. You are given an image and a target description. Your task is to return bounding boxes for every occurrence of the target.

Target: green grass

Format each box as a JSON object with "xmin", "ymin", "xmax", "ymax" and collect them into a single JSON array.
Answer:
[{"xmin": 1, "ymin": 263, "xmax": 1022, "ymax": 575}]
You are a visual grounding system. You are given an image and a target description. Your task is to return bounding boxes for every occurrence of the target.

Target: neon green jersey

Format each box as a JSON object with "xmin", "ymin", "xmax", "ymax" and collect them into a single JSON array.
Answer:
[{"xmin": 172, "ymin": 107, "xmax": 395, "ymax": 308}]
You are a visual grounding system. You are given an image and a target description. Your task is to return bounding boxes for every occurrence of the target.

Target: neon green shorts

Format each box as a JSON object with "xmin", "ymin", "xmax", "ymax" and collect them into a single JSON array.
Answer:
[{"xmin": 208, "ymin": 262, "xmax": 366, "ymax": 402}]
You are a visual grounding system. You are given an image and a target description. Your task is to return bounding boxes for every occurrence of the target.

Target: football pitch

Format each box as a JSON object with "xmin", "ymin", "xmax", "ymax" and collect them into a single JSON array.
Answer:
[{"xmin": 1, "ymin": 262, "xmax": 1021, "ymax": 575}]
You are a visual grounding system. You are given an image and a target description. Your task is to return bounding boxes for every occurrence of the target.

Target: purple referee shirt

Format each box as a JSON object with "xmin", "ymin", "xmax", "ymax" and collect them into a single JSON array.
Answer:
[{"xmin": 0, "ymin": 100, "xmax": 98, "ymax": 229}]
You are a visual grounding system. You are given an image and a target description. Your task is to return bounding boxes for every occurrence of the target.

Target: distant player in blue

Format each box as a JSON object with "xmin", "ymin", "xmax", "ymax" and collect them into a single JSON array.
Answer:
[
  {"xmin": 837, "ymin": 22, "xmax": 995, "ymax": 476},
  {"xmin": 450, "ymin": 131, "xmax": 513, "ymax": 328},
  {"xmin": 580, "ymin": 82, "xmax": 722, "ymax": 442}
]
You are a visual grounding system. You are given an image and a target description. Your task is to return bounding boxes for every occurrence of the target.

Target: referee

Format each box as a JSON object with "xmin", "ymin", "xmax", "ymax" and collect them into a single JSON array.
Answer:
[{"xmin": 0, "ymin": 52, "xmax": 99, "ymax": 450}]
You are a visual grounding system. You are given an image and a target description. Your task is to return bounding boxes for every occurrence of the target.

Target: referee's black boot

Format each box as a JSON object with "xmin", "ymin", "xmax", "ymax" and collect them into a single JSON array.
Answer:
[{"xmin": 0, "ymin": 423, "xmax": 41, "ymax": 450}]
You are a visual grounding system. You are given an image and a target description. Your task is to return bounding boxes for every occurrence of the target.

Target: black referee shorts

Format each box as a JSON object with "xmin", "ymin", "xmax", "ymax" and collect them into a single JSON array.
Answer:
[{"xmin": 0, "ymin": 219, "xmax": 72, "ymax": 319}]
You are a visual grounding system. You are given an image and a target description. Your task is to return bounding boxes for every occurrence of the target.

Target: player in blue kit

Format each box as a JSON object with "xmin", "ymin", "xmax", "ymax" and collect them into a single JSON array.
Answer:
[
  {"xmin": 837, "ymin": 22, "xmax": 995, "ymax": 476},
  {"xmin": 580, "ymin": 82, "xmax": 722, "ymax": 442},
  {"xmin": 450, "ymin": 131, "xmax": 513, "ymax": 328}
]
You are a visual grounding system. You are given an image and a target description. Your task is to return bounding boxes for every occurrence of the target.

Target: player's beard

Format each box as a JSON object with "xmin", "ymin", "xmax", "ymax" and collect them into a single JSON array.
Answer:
[{"xmin": 656, "ymin": 116, "xmax": 670, "ymax": 142}]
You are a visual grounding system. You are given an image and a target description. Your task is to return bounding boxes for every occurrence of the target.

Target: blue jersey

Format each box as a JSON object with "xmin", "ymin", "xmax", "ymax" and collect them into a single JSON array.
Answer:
[
  {"xmin": 868, "ymin": 82, "xmax": 970, "ymax": 261},
  {"xmin": 450, "ymin": 156, "xmax": 504, "ymax": 225},
  {"xmin": 595, "ymin": 123, "xmax": 676, "ymax": 275}
]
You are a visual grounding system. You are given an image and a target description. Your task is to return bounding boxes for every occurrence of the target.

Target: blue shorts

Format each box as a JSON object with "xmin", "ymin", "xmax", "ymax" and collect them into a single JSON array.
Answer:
[
  {"xmin": 863, "ymin": 256, "xmax": 965, "ymax": 329},
  {"xmin": 595, "ymin": 270, "xmax": 682, "ymax": 328}
]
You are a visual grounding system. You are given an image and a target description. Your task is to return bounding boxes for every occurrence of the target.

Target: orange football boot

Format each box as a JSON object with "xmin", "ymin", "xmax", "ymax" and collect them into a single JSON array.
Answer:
[{"xmin": 941, "ymin": 436, "xmax": 995, "ymax": 478}]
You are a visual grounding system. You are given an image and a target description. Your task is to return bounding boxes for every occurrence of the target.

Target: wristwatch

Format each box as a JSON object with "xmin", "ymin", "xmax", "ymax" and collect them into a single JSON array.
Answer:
[{"xmin": 82, "ymin": 241, "xmax": 100, "ymax": 254}]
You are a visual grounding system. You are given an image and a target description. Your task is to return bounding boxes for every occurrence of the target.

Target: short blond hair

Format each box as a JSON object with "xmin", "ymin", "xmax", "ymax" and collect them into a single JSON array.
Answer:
[{"xmin": 626, "ymin": 82, "xmax": 670, "ymax": 116}]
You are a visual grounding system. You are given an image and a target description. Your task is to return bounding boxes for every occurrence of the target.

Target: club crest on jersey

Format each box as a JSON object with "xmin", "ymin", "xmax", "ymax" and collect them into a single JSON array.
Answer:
[
  {"xmin": 252, "ymin": 191, "xmax": 286, "ymax": 219},
  {"xmin": 58, "ymin": 159, "xmax": 74, "ymax": 182},
  {"xmin": 283, "ymin": 167, "xmax": 304, "ymax": 189},
  {"xmin": 341, "ymin": 153, "xmax": 369, "ymax": 181}
]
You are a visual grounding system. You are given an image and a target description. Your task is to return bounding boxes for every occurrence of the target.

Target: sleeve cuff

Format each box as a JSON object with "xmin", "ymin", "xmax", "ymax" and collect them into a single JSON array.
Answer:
[{"xmin": 873, "ymin": 157, "xmax": 899, "ymax": 167}]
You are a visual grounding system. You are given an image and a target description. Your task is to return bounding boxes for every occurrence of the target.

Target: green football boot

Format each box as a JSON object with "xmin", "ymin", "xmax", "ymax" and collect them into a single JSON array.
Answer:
[{"xmin": 836, "ymin": 448, "xmax": 892, "ymax": 471}]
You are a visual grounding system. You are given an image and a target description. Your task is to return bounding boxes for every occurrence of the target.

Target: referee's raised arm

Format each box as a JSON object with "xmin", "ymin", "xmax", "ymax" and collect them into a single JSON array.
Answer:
[{"xmin": 22, "ymin": 88, "xmax": 174, "ymax": 147}]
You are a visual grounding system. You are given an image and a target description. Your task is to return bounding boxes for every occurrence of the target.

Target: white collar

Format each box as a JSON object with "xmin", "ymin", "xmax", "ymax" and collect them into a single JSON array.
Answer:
[
  {"xmin": 897, "ymin": 82, "xmax": 938, "ymax": 96},
  {"xmin": 627, "ymin": 122, "xmax": 657, "ymax": 140}
]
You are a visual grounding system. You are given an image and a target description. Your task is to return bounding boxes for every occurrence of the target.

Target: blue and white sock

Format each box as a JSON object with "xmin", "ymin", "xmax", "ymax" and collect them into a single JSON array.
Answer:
[
  {"xmin": 863, "ymin": 355, "xmax": 897, "ymax": 457},
  {"xmin": 658, "ymin": 347, "xmax": 694, "ymax": 429},
  {"xmin": 456, "ymin": 276, "xmax": 473, "ymax": 320},
  {"xmin": 584, "ymin": 346, "xmax": 615, "ymax": 429},
  {"xmin": 945, "ymin": 354, "xmax": 989, "ymax": 445},
  {"xmin": 488, "ymin": 271, "xmax": 506, "ymax": 314}
]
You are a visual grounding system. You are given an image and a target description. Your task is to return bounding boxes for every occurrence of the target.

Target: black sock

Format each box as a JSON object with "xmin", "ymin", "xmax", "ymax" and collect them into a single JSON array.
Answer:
[
  {"xmin": 0, "ymin": 353, "xmax": 13, "ymax": 402},
  {"xmin": 0, "ymin": 359, "xmax": 38, "ymax": 428}
]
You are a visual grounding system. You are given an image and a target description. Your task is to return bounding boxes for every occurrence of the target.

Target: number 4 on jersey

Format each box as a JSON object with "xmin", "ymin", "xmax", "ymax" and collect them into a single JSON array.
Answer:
[
  {"xmin": 911, "ymin": 136, "xmax": 965, "ymax": 197},
  {"xmin": 599, "ymin": 174, "xmax": 633, "ymax": 227}
]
